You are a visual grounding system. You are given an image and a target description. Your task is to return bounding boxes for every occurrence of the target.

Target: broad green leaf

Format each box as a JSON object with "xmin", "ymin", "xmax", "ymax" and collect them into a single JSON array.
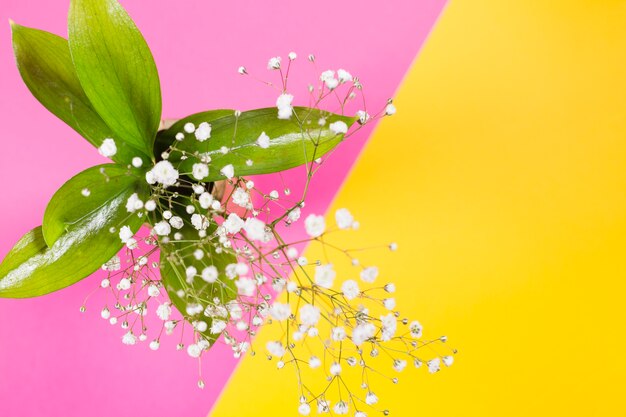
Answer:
[
  {"xmin": 10, "ymin": 23, "xmax": 146, "ymax": 165},
  {"xmin": 0, "ymin": 171, "xmax": 146, "ymax": 298},
  {"xmin": 157, "ymin": 107, "xmax": 357, "ymax": 181},
  {"xmin": 43, "ymin": 164, "xmax": 146, "ymax": 246},
  {"xmin": 159, "ymin": 212, "xmax": 237, "ymax": 344},
  {"xmin": 68, "ymin": 0, "xmax": 161, "ymax": 157}
]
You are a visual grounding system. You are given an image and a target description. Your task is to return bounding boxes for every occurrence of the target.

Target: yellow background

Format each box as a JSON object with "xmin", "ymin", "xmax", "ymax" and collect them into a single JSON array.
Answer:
[{"xmin": 211, "ymin": 1, "xmax": 626, "ymax": 415}]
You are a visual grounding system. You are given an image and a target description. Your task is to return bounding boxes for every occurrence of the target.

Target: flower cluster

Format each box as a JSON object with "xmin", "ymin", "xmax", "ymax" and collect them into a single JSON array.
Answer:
[{"xmin": 84, "ymin": 53, "xmax": 454, "ymax": 414}]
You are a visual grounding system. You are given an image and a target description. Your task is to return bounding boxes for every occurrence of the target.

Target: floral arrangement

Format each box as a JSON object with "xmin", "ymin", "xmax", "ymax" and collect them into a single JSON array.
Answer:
[{"xmin": 1, "ymin": 0, "xmax": 455, "ymax": 415}]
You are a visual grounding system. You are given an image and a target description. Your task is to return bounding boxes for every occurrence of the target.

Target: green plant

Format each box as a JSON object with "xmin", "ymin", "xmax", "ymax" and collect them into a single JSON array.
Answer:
[{"xmin": 1, "ymin": 1, "xmax": 452, "ymax": 414}]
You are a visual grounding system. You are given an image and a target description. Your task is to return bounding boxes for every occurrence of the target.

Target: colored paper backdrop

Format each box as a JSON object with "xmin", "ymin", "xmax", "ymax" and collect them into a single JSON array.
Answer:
[
  {"xmin": 212, "ymin": 1, "xmax": 626, "ymax": 416},
  {"xmin": 0, "ymin": 0, "xmax": 445, "ymax": 416}
]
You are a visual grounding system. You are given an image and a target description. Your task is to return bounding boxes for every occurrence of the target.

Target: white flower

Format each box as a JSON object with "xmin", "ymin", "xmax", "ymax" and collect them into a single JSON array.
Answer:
[
  {"xmin": 238, "ymin": 66, "xmax": 247, "ymax": 75},
  {"xmin": 267, "ymin": 56, "xmax": 281, "ymax": 70},
  {"xmin": 409, "ymin": 321, "xmax": 423, "ymax": 338},
  {"xmin": 156, "ymin": 303, "xmax": 172, "ymax": 321},
  {"xmin": 144, "ymin": 200, "xmax": 156, "ymax": 211},
  {"xmin": 276, "ymin": 93, "xmax": 294, "ymax": 119},
  {"xmin": 149, "ymin": 340, "xmax": 160, "ymax": 350},
  {"xmin": 266, "ymin": 341, "xmax": 285, "ymax": 357},
  {"xmin": 257, "ymin": 131, "xmax": 270, "ymax": 148},
  {"xmin": 383, "ymin": 298, "xmax": 396, "ymax": 310},
  {"xmin": 191, "ymin": 213, "xmax": 209, "ymax": 230},
  {"xmin": 333, "ymin": 402, "xmax": 348, "ymax": 415},
  {"xmin": 125, "ymin": 238, "xmax": 138, "ymax": 249},
  {"xmin": 355, "ymin": 412, "xmax": 366, "ymax": 417},
  {"xmin": 168, "ymin": 216, "xmax": 183, "ymax": 230},
  {"xmin": 235, "ymin": 277, "xmax": 256, "ymax": 296},
  {"xmin": 314, "ymin": 264, "xmax": 335, "ymax": 288},
  {"xmin": 201, "ymin": 266, "xmax": 218, "ymax": 283},
  {"xmin": 337, "ymin": 69, "xmax": 352, "ymax": 83},
  {"xmin": 380, "ymin": 313, "xmax": 397, "ymax": 341},
  {"xmin": 149, "ymin": 161, "xmax": 179, "ymax": 187},
  {"xmin": 329, "ymin": 362, "xmax": 342, "ymax": 376},
  {"xmin": 299, "ymin": 304, "xmax": 320, "ymax": 327},
  {"xmin": 118, "ymin": 225, "xmax": 133, "ymax": 243},
  {"xmin": 210, "ymin": 320, "xmax": 227, "ymax": 334},
  {"xmin": 147, "ymin": 284, "xmax": 160, "ymax": 297},
  {"xmin": 356, "ymin": 110, "xmax": 370, "ymax": 124},
  {"xmin": 331, "ymin": 326, "xmax": 347, "ymax": 342},
  {"xmin": 427, "ymin": 357, "xmax": 441, "ymax": 373},
  {"xmin": 442, "ymin": 355, "xmax": 454, "ymax": 367},
  {"xmin": 121, "ymin": 331, "xmax": 137, "ymax": 345},
  {"xmin": 393, "ymin": 359, "xmax": 407, "ymax": 372},
  {"xmin": 244, "ymin": 217, "xmax": 266, "ymax": 241},
  {"xmin": 199, "ymin": 192, "xmax": 213, "ymax": 209},
  {"xmin": 232, "ymin": 187, "xmax": 249, "ymax": 207},
  {"xmin": 298, "ymin": 403, "xmax": 311, "ymax": 416},
  {"xmin": 187, "ymin": 344, "xmax": 202, "ymax": 358},
  {"xmin": 329, "ymin": 121, "xmax": 348, "ymax": 135},
  {"xmin": 184, "ymin": 122, "xmax": 195, "ymax": 133},
  {"xmin": 360, "ymin": 266, "xmax": 379, "ymax": 283},
  {"xmin": 131, "ymin": 156, "xmax": 143, "ymax": 167},
  {"xmin": 341, "ymin": 280, "xmax": 360, "ymax": 300},
  {"xmin": 304, "ymin": 214, "xmax": 325, "ymax": 237},
  {"xmin": 192, "ymin": 163, "xmax": 209, "ymax": 180},
  {"xmin": 269, "ymin": 302, "xmax": 291, "ymax": 321},
  {"xmin": 98, "ymin": 138, "xmax": 117, "ymax": 157},
  {"xmin": 220, "ymin": 164, "xmax": 234, "ymax": 179},
  {"xmin": 288, "ymin": 52, "xmax": 297, "ymax": 60},
  {"xmin": 365, "ymin": 392, "xmax": 378, "ymax": 405},
  {"xmin": 385, "ymin": 103, "xmax": 396, "ymax": 115},
  {"xmin": 352, "ymin": 323, "xmax": 376, "ymax": 346},
  {"xmin": 385, "ymin": 283, "xmax": 396, "ymax": 293},
  {"xmin": 223, "ymin": 213, "xmax": 244, "ymax": 234},
  {"xmin": 317, "ymin": 399, "xmax": 330, "ymax": 414},
  {"xmin": 288, "ymin": 207, "xmax": 301, "ymax": 222},
  {"xmin": 81, "ymin": 188, "xmax": 90, "ymax": 197},
  {"xmin": 125, "ymin": 193, "xmax": 143, "ymax": 213},
  {"xmin": 185, "ymin": 266, "xmax": 197, "ymax": 282},
  {"xmin": 194, "ymin": 122, "xmax": 211, "ymax": 141},
  {"xmin": 335, "ymin": 208, "xmax": 354, "ymax": 229},
  {"xmin": 102, "ymin": 256, "xmax": 120, "ymax": 271},
  {"xmin": 309, "ymin": 356, "xmax": 321, "ymax": 368},
  {"xmin": 325, "ymin": 78, "xmax": 339, "ymax": 90},
  {"xmin": 153, "ymin": 221, "xmax": 171, "ymax": 236},
  {"xmin": 320, "ymin": 69, "xmax": 335, "ymax": 82}
]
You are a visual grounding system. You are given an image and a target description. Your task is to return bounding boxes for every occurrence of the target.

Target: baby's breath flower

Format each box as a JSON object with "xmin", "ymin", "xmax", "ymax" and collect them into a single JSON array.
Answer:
[
  {"xmin": 329, "ymin": 120, "xmax": 348, "ymax": 135},
  {"xmin": 267, "ymin": 56, "xmax": 281, "ymax": 70},
  {"xmin": 304, "ymin": 214, "xmax": 325, "ymax": 237},
  {"xmin": 98, "ymin": 138, "xmax": 117, "ymax": 157}
]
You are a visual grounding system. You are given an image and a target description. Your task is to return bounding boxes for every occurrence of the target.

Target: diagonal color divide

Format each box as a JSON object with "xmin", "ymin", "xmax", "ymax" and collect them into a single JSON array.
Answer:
[
  {"xmin": 0, "ymin": 1, "xmax": 447, "ymax": 416},
  {"xmin": 212, "ymin": 1, "xmax": 626, "ymax": 416}
]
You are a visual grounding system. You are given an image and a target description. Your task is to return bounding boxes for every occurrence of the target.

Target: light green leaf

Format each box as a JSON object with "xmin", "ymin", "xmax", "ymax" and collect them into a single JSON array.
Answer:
[
  {"xmin": 43, "ymin": 164, "xmax": 146, "ymax": 246},
  {"xmin": 157, "ymin": 107, "xmax": 357, "ymax": 181},
  {"xmin": 10, "ymin": 22, "xmax": 146, "ymax": 165},
  {"xmin": 0, "ymin": 169, "xmax": 146, "ymax": 298},
  {"xmin": 159, "ymin": 212, "xmax": 237, "ymax": 344},
  {"xmin": 68, "ymin": 0, "xmax": 161, "ymax": 157}
]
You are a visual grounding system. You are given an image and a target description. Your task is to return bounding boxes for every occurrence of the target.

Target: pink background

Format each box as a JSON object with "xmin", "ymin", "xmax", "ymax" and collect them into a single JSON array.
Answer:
[{"xmin": 0, "ymin": 0, "xmax": 445, "ymax": 415}]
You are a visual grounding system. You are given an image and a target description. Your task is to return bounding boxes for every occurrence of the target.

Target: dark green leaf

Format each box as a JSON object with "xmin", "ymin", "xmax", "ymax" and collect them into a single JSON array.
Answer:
[
  {"xmin": 68, "ymin": 0, "xmax": 161, "ymax": 157},
  {"xmin": 43, "ymin": 164, "xmax": 145, "ymax": 246},
  {"xmin": 10, "ymin": 22, "xmax": 146, "ymax": 165},
  {"xmin": 157, "ymin": 107, "xmax": 357, "ymax": 182},
  {"xmin": 159, "ymin": 213, "xmax": 237, "ymax": 344},
  {"xmin": 0, "ymin": 168, "xmax": 146, "ymax": 298}
]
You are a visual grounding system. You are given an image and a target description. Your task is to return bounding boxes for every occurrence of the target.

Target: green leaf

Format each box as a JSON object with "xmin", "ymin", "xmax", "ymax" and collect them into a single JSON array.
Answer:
[
  {"xmin": 159, "ymin": 212, "xmax": 237, "ymax": 344},
  {"xmin": 10, "ymin": 22, "xmax": 146, "ymax": 165},
  {"xmin": 157, "ymin": 107, "xmax": 357, "ymax": 182},
  {"xmin": 68, "ymin": 0, "xmax": 162, "ymax": 158},
  {"xmin": 43, "ymin": 164, "xmax": 146, "ymax": 246},
  {"xmin": 0, "ymin": 168, "xmax": 146, "ymax": 298}
]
